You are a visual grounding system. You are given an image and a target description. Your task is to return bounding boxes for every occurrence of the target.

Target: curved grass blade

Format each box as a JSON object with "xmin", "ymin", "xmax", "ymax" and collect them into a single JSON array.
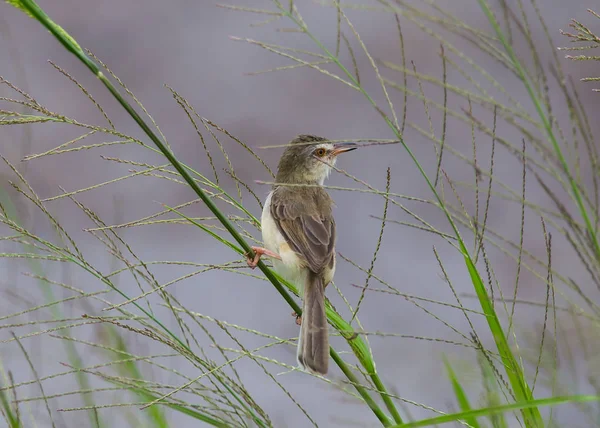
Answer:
[
  {"xmin": 269, "ymin": 2, "xmax": 544, "ymax": 425},
  {"xmin": 390, "ymin": 395, "xmax": 600, "ymax": 428},
  {"xmin": 443, "ymin": 356, "xmax": 480, "ymax": 428},
  {"xmin": 476, "ymin": 0, "xmax": 600, "ymax": 262},
  {"xmin": 7, "ymin": 1, "xmax": 392, "ymax": 425}
]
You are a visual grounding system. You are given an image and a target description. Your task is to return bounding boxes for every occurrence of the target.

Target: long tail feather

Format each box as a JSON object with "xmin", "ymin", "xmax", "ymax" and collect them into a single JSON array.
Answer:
[{"xmin": 296, "ymin": 272, "xmax": 329, "ymax": 375}]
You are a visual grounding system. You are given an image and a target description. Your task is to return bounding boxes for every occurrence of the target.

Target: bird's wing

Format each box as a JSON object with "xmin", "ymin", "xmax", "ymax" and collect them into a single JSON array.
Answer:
[{"xmin": 270, "ymin": 187, "xmax": 336, "ymax": 274}]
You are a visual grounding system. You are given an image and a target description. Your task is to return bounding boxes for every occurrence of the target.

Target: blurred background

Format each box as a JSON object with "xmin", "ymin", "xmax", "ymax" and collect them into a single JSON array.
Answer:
[{"xmin": 1, "ymin": 1, "xmax": 599, "ymax": 426}]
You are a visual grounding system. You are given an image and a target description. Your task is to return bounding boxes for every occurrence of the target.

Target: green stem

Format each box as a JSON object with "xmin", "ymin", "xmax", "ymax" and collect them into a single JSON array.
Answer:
[
  {"xmin": 105, "ymin": 375, "xmax": 229, "ymax": 427},
  {"xmin": 276, "ymin": 2, "xmax": 542, "ymax": 426},
  {"xmin": 390, "ymin": 395, "xmax": 600, "ymax": 428},
  {"xmin": 330, "ymin": 351, "xmax": 392, "ymax": 426},
  {"xmin": 371, "ymin": 373, "xmax": 403, "ymax": 424},
  {"xmin": 14, "ymin": 2, "xmax": 265, "ymax": 426},
  {"xmin": 48, "ymin": 245, "xmax": 262, "ymax": 427},
  {"xmin": 0, "ymin": 196, "xmax": 104, "ymax": 428},
  {"xmin": 0, "ymin": 380, "xmax": 20, "ymax": 428},
  {"xmin": 476, "ymin": 0, "xmax": 600, "ymax": 261},
  {"xmin": 12, "ymin": 0, "xmax": 389, "ymax": 424},
  {"xmin": 271, "ymin": 9, "xmax": 404, "ymax": 424}
]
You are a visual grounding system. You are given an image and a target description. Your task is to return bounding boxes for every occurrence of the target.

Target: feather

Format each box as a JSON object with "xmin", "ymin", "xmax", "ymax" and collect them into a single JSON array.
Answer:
[
  {"xmin": 269, "ymin": 187, "xmax": 335, "ymax": 275},
  {"xmin": 297, "ymin": 273, "xmax": 329, "ymax": 374}
]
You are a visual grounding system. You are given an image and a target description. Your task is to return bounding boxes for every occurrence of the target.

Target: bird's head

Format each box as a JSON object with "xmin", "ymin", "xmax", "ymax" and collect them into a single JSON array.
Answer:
[{"xmin": 275, "ymin": 135, "xmax": 357, "ymax": 185}]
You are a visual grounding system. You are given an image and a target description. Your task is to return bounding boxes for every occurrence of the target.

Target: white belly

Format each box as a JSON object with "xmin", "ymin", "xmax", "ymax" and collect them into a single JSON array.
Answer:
[{"xmin": 261, "ymin": 191, "xmax": 307, "ymax": 293}]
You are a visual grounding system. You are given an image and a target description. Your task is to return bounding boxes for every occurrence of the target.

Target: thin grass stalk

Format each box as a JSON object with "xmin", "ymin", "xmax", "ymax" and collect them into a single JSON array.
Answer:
[
  {"xmin": 167, "ymin": 207, "xmax": 392, "ymax": 425},
  {"xmin": 0, "ymin": 378, "xmax": 20, "ymax": 428},
  {"xmin": 89, "ymin": 370, "xmax": 230, "ymax": 427},
  {"xmin": 0, "ymin": 191, "xmax": 104, "ymax": 428},
  {"xmin": 443, "ymin": 357, "xmax": 480, "ymax": 428},
  {"xmin": 107, "ymin": 329, "xmax": 169, "ymax": 428},
  {"xmin": 269, "ymin": 3, "xmax": 404, "ymax": 423},
  {"xmin": 476, "ymin": 0, "xmax": 600, "ymax": 262},
  {"xmin": 0, "ymin": 46, "xmax": 265, "ymax": 426},
  {"xmin": 9, "ymin": 0, "xmax": 391, "ymax": 424},
  {"xmin": 389, "ymin": 395, "xmax": 600, "ymax": 428},
  {"xmin": 272, "ymin": 2, "xmax": 541, "ymax": 425}
]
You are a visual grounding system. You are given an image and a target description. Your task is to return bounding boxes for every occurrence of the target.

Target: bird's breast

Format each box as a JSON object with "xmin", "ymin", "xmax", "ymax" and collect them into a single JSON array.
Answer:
[{"xmin": 261, "ymin": 191, "xmax": 307, "ymax": 290}]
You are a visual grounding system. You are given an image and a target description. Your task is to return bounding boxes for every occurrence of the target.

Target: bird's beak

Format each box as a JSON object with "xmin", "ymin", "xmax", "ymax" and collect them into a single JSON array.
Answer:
[{"xmin": 331, "ymin": 142, "xmax": 358, "ymax": 157}]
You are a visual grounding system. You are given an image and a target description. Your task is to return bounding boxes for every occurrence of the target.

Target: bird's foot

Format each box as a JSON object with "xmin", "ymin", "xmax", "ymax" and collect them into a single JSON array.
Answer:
[
  {"xmin": 246, "ymin": 246, "xmax": 281, "ymax": 269},
  {"xmin": 292, "ymin": 312, "xmax": 302, "ymax": 326}
]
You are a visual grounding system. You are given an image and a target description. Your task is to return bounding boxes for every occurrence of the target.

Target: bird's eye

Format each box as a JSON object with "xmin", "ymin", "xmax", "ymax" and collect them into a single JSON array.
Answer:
[{"xmin": 314, "ymin": 148, "xmax": 327, "ymax": 157}]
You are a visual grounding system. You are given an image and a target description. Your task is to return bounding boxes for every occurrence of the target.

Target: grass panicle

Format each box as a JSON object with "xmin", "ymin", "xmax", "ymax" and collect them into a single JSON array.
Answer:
[{"xmin": 2, "ymin": 0, "xmax": 600, "ymax": 426}]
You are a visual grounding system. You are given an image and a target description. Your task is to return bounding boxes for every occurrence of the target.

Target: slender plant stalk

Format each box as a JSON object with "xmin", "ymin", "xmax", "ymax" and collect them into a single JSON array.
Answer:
[
  {"xmin": 476, "ymin": 0, "xmax": 600, "ymax": 261},
  {"xmin": 389, "ymin": 395, "xmax": 599, "ymax": 428},
  {"xmin": 443, "ymin": 357, "xmax": 480, "ymax": 428},
  {"xmin": 0, "ymin": 377, "xmax": 20, "ymax": 428},
  {"xmin": 273, "ymin": 1, "xmax": 541, "ymax": 425},
  {"xmin": 330, "ymin": 352, "xmax": 392, "ymax": 426},
  {"xmin": 0, "ymin": 191, "xmax": 104, "ymax": 428},
  {"xmin": 8, "ymin": 0, "xmax": 392, "ymax": 424},
  {"xmin": 9, "ymin": 1, "xmax": 596, "ymax": 426},
  {"xmin": 96, "ymin": 370, "xmax": 229, "ymax": 427},
  {"xmin": 6, "ymin": 3, "xmax": 267, "ymax": 427}
]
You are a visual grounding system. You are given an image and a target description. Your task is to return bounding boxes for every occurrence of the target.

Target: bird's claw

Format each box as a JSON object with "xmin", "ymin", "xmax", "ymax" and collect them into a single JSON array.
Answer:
[
  {"xmin": 246, "ymin": 251, "xmax": 260, "ymax": 270},
  {"xmin": 246, "ymin": 246, "xmax": 281, "ymax": 269},
  {"xmin": 292, "ymin": 312, "xmax": 302, "ymax": 326}
]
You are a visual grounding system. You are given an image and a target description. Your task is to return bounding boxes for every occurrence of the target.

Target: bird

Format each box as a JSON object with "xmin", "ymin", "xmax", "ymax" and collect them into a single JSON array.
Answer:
[{"xmin": 246, "ymin": 134, "xmax": 357, "ymax": 375}]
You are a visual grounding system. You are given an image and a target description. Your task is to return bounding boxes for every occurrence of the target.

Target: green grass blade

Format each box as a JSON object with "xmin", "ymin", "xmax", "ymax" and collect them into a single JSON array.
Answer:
[
  {"xmin": 443, "ymin": 357, "xmax": 480, "ymax": 428},
  {"xmin": 99, "ymin": 374, "xmax": 228, "ymax": 427},
  {"xmin": 463, "ymin": 253, "xmax": 541, "ymax": 426},
  {"xmin": 274, "ymin": 2, "xmax": 543, "ymax": 425},
  {"xmin": 169, "ymin": 208, "xmax": 393, "ymax": 426},
  {"xmin": 0, "ymin": 187, "xmax": 104, "ymax": 428},
  {"xmin": 108, "ymin": 329, "xmax": 168, "ymax": 428},
  {"xmin": 9, "ymin": 1, "xmax": 391, "ymax": 424},
  {"xmin": 479, "ymin": 352, "xmax": 507, "ymax": 428},
  {"xmin": 0, "ymin": 380, "xmax": 20, "ymax": 428},
  {"xmin": 390, "ymin": 395, "xmax": 600, "ymax": 428},
  {"xmin": 163, "ymin": 205, "xmax": 244, "ymax": 255},
  {"xmin": 475, "ymin": 0, "xmax": 600, "ymax": 262}
]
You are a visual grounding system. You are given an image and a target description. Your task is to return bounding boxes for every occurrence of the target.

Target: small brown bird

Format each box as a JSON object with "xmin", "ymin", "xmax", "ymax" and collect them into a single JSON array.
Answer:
[{"xmin": 247, "ymin": 135, "xmax": 357, "ymax": 375}]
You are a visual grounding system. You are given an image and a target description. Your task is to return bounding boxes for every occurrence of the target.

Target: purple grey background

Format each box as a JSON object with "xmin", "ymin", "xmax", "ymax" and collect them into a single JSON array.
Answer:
[{"xmin": 1, "ymin": 1, "xmax": 599, "ymax": 426}]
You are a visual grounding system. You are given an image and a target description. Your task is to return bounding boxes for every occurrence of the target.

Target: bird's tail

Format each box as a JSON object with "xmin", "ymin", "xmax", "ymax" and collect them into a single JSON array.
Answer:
[{"xmin": 297, "ymin": 272, "xmax": 329, "ymax": 375}]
